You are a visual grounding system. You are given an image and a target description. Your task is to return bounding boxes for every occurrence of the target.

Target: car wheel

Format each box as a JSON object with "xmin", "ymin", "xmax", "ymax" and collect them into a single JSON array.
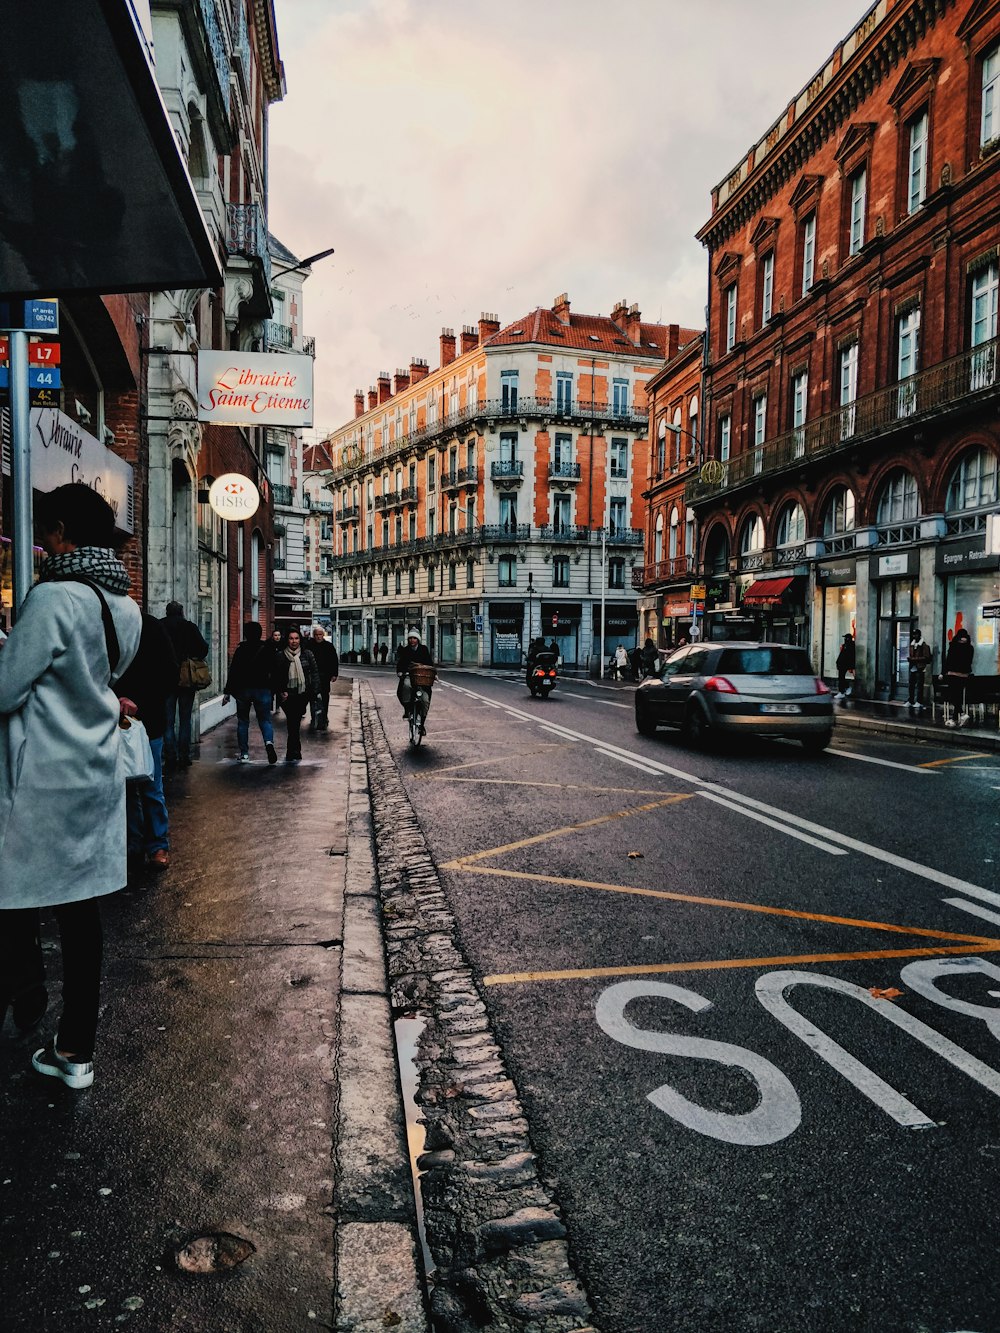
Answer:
[
  {"xmin": 681, "ymin": 704, "xmax": 709, "ymax": 747},
  {"xmin": 635, "ymin": 707, "xmax": 657, "ymax": 737},
  {"xmin": 800, "ymin": 730, "xmax": 832, "ymax": 754}
]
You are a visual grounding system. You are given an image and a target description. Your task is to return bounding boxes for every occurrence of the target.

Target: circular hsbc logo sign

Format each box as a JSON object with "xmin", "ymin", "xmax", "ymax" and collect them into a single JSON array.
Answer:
[{"xmin": 208, "ymin": 473, "xmax": 260, "ymax": 520}]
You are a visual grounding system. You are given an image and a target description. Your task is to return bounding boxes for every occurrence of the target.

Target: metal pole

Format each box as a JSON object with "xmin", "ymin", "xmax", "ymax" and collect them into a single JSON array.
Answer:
[{"xmin": 10, "ymin": 331, "xmax": 33, "ymax": 618}]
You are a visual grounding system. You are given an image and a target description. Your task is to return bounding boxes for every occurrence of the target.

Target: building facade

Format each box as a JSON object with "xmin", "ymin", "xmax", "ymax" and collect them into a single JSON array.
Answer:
[
  {"xmin": 688, "ymin": 0, "xmax": 1000, "ymax": 698},
  {"xmin": 302, "ymin": 438, "xmax": 336, "ymax": 630},
  {"xmin": 322, "ymin": 296, "xmax": 696, "ymax": 669}
]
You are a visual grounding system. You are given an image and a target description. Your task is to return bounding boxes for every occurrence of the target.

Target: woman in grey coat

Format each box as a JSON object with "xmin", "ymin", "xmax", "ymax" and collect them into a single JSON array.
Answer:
[{"xmin": 0, "ymin": 484, "xmax": 141, "ymax": 1089}]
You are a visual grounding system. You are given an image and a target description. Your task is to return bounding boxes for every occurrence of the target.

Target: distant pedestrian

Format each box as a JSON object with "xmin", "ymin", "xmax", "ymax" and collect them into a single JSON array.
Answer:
[
  {"xmin": 642, "ymin": 637, "xmax": 658, "ymax": 676},
  {"xmin": 379, "ymin": 642, "xmax": 389, "ymax": 665},
  {"xmin": 308, "ymin": 626, "xmax": 340, "ymax": 731},
  {"xmin": 222, "ymin": 621, "xmax": 278, "ymax": 764},
  {"xmin": 0, "ymin": 483, "xmax": 141, "ymax": 1089},
  {"xmin": 943, "ymin": 628, "xmax": 974, "ymax": 727},
  {"xmin": 835, "ymin": 633, "xmax": 856, "ymax": 699},
  {"xmin": 115, "ymin": 612, "xmax": 179, "ymax": 870},
  {"xmin": 273, "ymin": 628, "xmax": 321, "ymax": 762},
  {"xmin": 161, "ymin": 601, "xmax": 208, "ymax": 769},
  {"xmin": 907, "ymin": 629, "xmax": 932, "ymax": 713},
  {"xmin": 676, "ymin": 634, "xmax": 690, "ymax": 649},
  {"xmin": 548, "ymin": 639, "xmax": 560, "ymax": 659},
  {"xmin": 613, "ymin": 644, "xmax": 629, "ymax": 681}
]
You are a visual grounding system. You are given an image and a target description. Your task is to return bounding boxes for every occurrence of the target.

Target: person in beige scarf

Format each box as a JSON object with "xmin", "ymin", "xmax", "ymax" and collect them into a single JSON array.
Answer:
[{"xmin": 272, "ymin": 629, "xmax": 321, "ymax": 762}]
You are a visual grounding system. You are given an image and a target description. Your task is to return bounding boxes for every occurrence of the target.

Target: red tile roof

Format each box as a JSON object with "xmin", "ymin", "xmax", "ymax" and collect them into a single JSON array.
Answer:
[
  {"xmin": 486, "ymin": 306, "xmax": 697, "ymax": 359},
  {"xmin": 304, "ymin": 440, "xmax": 333, "ymax": 471}
]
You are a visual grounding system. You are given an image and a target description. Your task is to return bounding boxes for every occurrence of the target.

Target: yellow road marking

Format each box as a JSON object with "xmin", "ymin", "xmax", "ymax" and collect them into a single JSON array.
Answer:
[
  {"xmin": 418, "ymin": 776, "xmax": 665, "ymax": 795},
  {"xmin": 454, "ymin": 865, "xmax": 998, "ymax": 946},
  {"xmin": 440, "ymin": 796, "xmax": 692, "ymax": 869},
  {"xmin": 919, "ymin": 753, "xmax": 982, "ymax": 768},
  {"xmin": 483, "ymin": 941, "xmax": 1000, "ymax": 986}
]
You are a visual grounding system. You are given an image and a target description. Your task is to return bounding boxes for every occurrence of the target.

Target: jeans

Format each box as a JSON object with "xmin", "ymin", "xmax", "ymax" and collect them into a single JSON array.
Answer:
[
  {"xmin": 164, "ymin": 688, "xmax": 196, "ymax": 764},
  {"xmin": 126, "ymin": 736, "xmax": 169, "ymax": 855},
  {"xmin": 236, "ymin": 688, "xmax": 274, "ymax": 753},
  {"xmin": 0, "ymin": 899, "xmax": 104, "ymax": 1059},
  {"xmin": 908, "ymin": 667, "xmax": 926, "ymax": 707},
  {"xmin": 280, "ymin": 692, "xmax": 309, "ymax": 759}
]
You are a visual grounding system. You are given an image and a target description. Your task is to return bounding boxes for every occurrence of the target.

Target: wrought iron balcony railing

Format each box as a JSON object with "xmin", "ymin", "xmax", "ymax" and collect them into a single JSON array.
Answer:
[
  {"xmin": 198, "ymin": 0, "xmax": 231, "ymax": 116},
  {"xmin": 302, "ymin": 336, "xmax": 316, "ymax": 358},
  {"xmin": 265, "ymin": 321, "xmax": 294, "ymax": 350},
  {"xmin": 338, "ymin": 505, "xmax": 360, "ymax": 523},
  {"xmin": 271, "ymin": 483, "xmax": 293, "ymax": 506},
  {"xmin": 491, "ymin": 460, "xmax": 524, "ymax": 480},
  {"xmin": 631, "ymin": 556, "xmax": 693, "ymax": 588},
  {"xmin": 308, "ymin": 497, "xmax": 333, "ymax": 513},
  {"xmin": 549, "ymin": 462, "xmax": 582, "ymax": 481},
  {"xmin": 225, "ymin": 202, "xmax": 271, "ymax": 286}
]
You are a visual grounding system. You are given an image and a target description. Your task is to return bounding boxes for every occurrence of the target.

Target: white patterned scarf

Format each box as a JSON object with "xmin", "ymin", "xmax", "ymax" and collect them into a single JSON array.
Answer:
[{"xmin": 284, "ymin": 646, "xmax": 305, "ymax": 692}]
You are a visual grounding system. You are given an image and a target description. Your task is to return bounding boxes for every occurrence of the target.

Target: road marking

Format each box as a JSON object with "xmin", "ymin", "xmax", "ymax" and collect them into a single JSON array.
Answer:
[
  {"xmin": 919, "ymin": 754, "xmax": 982, "ymax": 768},
  {"xmin": 420, "ymin": 776, "xmax": 666, "ymax": 795},
  {"xmin": 698, "ymin": 791, "xmax": 847, "ymax": 855},
  {"xmin": 562, "ymin": 691, "xmax": 630, "ymax": 708},
  {"xmin": 484, "ymin": 942, "xmax": 1000, "ymax": 987},
  {"xmin": 942, "ymin": 897, "xmax": 1000, "ymax": 929},
  {"xmin": 828, "ymin": 747, "xmax": 939, "ymax": 774},
  {"xmin": 418, "ymin": 745, "xmax": 573, "ymax": 777},
  {"xmin": 593, "ymin": 749, "xmax": 663, "ymax": 774}
]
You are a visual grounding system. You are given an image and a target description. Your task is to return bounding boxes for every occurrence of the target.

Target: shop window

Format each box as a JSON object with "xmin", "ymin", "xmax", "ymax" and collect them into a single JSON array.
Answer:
[
  {"xmin": 776, "ymin": 501, "xmax": 806, "ymax": 547},
  {"xmin": 876, "ymin": 469, "xmax": 919, "ymax": 524},
  {"xmin": 823, "ymin": 487, "xmax": 856, "ymax": 536},
  {"xmin": 945, "ymin": 448, "xmax": 999, "ymax": 511}
]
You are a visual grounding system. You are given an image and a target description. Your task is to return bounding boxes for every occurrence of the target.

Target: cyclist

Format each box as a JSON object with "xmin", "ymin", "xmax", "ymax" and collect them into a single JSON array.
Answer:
[{"xmin": 396, "ymin": 627, "xmax": 433, "ymax": 721}]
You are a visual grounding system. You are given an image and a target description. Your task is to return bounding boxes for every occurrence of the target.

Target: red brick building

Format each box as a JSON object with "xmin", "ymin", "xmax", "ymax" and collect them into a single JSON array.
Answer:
[{"xmin": 689, "ymin": 0, "xmax": 1000, "ymax": 699}]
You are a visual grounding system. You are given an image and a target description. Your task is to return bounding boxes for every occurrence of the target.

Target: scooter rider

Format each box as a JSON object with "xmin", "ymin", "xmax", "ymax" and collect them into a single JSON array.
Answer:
[{"xmin": 396, "ymin": 627, "xmax": 433, "ymax": 718}]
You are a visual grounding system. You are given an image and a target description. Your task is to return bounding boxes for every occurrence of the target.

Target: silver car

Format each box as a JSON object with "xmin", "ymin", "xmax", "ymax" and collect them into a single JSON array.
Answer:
[{"xmin": 634, "ymin": 641, "xmax": 834, "ymax": 752}]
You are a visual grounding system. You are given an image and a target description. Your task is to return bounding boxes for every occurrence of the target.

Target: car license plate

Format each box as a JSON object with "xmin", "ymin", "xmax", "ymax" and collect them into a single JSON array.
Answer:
[{"xmin": 760, "ymin": 703, "xmax": 801, "ymax": 714}]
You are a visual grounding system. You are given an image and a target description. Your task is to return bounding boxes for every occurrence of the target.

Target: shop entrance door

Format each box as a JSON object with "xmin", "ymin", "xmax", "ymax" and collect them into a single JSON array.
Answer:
[{"xmin": 876, "ymin": 577, "xmax": 918, "ymax": 700}]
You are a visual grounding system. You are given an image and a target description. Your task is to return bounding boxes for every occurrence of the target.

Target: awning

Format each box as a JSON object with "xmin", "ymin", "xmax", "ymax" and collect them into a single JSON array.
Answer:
[{"xmin": 742, "ymin": 576, "xmax": 796, "ymax": 607}]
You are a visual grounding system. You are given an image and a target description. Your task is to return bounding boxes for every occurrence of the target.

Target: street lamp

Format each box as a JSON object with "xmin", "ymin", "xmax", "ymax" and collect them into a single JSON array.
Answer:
[
  {"xmin": 270, "ymin": 246, "xmax": 336, "ymax": 280},
  {"xmin": 525, "ymin": 570, "xmax": 535, "ymax": 648}
]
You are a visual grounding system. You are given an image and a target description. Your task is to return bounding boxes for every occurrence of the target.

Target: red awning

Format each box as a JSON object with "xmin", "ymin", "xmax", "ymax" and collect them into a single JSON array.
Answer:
[{"xmin": 742, "ymin": 576, "xmax": 796, "ymax": 607}]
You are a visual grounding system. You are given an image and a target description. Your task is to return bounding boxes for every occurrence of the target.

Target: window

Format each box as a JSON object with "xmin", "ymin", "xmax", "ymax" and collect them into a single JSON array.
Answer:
[
  {"xmin": 554, "ymin": 433, "xmax": 572, "ymax": 470},
  {"xmin": 752, "ymin": 393, "xmax": 767, "ymax": 473},
  {"xmin": 907, "ymin": 110, "xmax": 928, "ymax": 213},
  {"xmin": 823, "ymin": 486, "xmax": 856, "ymax": 536},
  {"xmin": 467, "ymin": 439, "xmax": 475, "ymax": 470},
  {"xmin": 740, "ymin": 513, "xmax": 765, "ymax": 554},
  {"xmin": 552, "ymin": 554, "xmax": 570, "ymax": 587},
  {"xmin": 499, "ymin": 431, "xmax": 518, "ymax": 464},
  {"xmin": 971, "ymin": 261, "xmax": 998, "ymax": 388},
  {"xmin": 610, "ymin": 438, "xmax": 628, "ymax": 477},
  {"xmin": 801, "ymin": 213, "xmax": 816, "ymax": 297},
  {"xmin": 706, "ymin": 526, "xmax": 730, "ymax": 576},
  {"xmin": 408, "ymin": 513, "xmax": 417, "ymax": 541},
  {"xmin": 685, "ymin": 511, "xmax": 695, "ymax": 559},
  {"xmin": 839, "ymin": 342, "xmax": 859, "ymax": 438},
  {"xmin": 501, "ymin": 370, "xmax": 519, "ymax": 413},
  {"xmin": 760, "ymin": 252, "xmax": 774, "ymax": 325},
  {"xmin": 381, "ymin": 519, "xmax": 389, "ymax": 548},
  {"xmin": 427, "ymin": 454, "xmax": 436, "ymax": 490},
  {"xmin": 409, "ymin": 567, "xmax": 416, "ymax": 593},
  {"xmin": 366, "ymin": 523, "xmax": 373, "ymax": 549},
  {"xmin": 669, "ymin": 507, "xmax": 679, "ymax": 559},
  {"xmin": 556, "ymin": 372, "xmax": 573, "ymax": 412},
  {"xmin": 671, "ymin": 408, "xmax": 682, "ymax": 466},
  {"xmin": 427, "ymin": 394, "xmax": 437, "ymax": 426},
  {"xmin": 498, "ymin": 555, "xmax": 517, "ymax": 587},
  {"xmin": 466, "ymin": 559, "xmax": 475, "ymax": 587},
  {"xmin": 849, "ymin": 168, "xmax": 867, "ymax": 256},
  {"xmin": 609, "ymin": 496, "xmax": 627, "ymax": 536},
  {"xmin": 719, "ymin": 413, "xmax": 731, "ymax": 462},
  {"xmin": 427, "ymin": 507, "xmax": 436, "ymax": 538},
  {"xmin": 946, "ymin": 448, "xmax": 999, "ymax": 511},
  {"xmin": 791, "ymin": 371, "xmax": 808, "ymax": 457},
  {"xmin": 408, "ymin": 462, "xmax": 416, "ymax": 488},
  {"xmin": 342, "ymin": 576, "xmax": 348, "ymax": 600},
  {"xmin": 687, "ymin": 396, "xmax": 699, "ymax": 452},
  {"xmin": 657, "ymin": 419, "xmax": 667, "ymax": 473},
  {"xmin": 394, "ymin": 570, "xmax": 401, "ymax": 595},
  {"xmin": 725, "ymin": 284, "xmax": 738, "ymax": 351},
  {"xmin": 448, "ymin": 562, "xmax": 457, "ymax": 590},
  {"xmin": 449, "ymin": 502, "xmax": 458, "ymax": 535},
  {"xmin": 382, "ymin": 571, "xmax": 389, "ymax": 595},
  {"xmin": 776, "ymin": 501, "xmax": 806, "ymax": 547},
  {"xmin": 608, "ymin": 558, "xmax": 625, "ymax": 589},
  {"xmin": 367, "ymin": 573, "xmax": 373, "ymax": 597},
  {"xmin": 466, "ymin": 496, "xmax": 476, "ymax": 529},
  {"xmin": 897, "ymin": 307, "xmax": 920, "ymax": 417},
  {"xmin": 321, "ymin": 587, "xmax": 332, "ymax": 608},
  {"xmin": 553, "ymin": 494, "xmax": 571, "ymax": 533},
  {"xmin": 654, "ymin": 512, "xmax": 664, "ymax": 562},
  {"xmin": 612, "ymin": 379, "xmax": 629, "ymax": 414},
  {"xmin": 427, "ymin": 564, "xmax": 435, "ymax": 592},
  {"xmin": 876, "ymin": 469, "xmax": 919, "ymax": 524},
  {"xmin": 499, "ymin": 495, "xmax": 518, "ymax": 530},
  {"xmin": 983, "ymin": 42, "xmax": 1000, "ymax": 146},
  {"xmin": 394, "ymin": 515, "xmax": 403, "ymax": 544}
]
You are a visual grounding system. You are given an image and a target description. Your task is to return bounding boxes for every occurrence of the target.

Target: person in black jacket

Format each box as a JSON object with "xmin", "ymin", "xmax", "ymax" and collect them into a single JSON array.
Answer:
[
  {"xmin": 396, "ymin": 627, "xmax": 433, "ymax": 717},
  {"xmin": 943, "ymin": 627, "xmax": 974, "ymax": 727},
  {"xmin": 308, "ymin": 626, "xmax": 340, "ymax": 732},
  {"xmin": 222, "ymin": 621, "xmax": 278, "ymax": 764},
  {"xmin": 161, "ymin": 601, "xmax": 209, "ymax": 768},
  {"xmin": 115, "ymin": 612, "xmax": 179, "ymax": 870},
  {"xmin": 835, "ymin": 633, "xmax": 856, "ymax": 698},
  {"xmin": 271, "ymin": 628, "xmax": 321, "ymax": 762}
]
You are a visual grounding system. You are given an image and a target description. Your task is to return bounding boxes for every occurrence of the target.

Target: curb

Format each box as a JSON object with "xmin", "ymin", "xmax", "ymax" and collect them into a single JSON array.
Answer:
[{"xmin": 833, "ymin": 709, "xmax": 1000, "ymax": 752}]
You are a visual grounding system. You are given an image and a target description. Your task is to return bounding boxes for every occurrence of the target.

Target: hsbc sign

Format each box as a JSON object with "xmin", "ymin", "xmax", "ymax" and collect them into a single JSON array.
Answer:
[{"xmin": 208, "ymin": 473, "xmax": 260, "ymax": 520}]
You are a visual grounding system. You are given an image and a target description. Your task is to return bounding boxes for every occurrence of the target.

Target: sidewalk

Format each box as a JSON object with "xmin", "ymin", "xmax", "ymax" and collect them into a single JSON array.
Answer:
[{"xmin": 0, "ymin": 680, "xmax": 427, "ymax": 1333}]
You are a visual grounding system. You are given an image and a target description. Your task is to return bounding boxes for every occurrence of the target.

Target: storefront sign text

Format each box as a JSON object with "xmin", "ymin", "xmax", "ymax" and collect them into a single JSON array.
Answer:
[{"xmin": 198, "ymin": 351, "xmax": 314, "ymax": 427}]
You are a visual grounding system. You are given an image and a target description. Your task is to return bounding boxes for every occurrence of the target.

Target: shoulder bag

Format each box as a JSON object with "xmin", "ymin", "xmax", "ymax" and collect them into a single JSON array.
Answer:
[{"xmin": 178, "ymin": 656, "xmax": 212, "ymax": 690}]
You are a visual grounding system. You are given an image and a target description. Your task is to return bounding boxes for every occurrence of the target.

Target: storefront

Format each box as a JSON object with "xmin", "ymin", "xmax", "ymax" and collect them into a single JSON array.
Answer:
[
  {"xmin": 594, "ymin": 601, "xmax": 638, "ymax": 666},
  {"xmin": 544, "ymin": 601, "xmax": 582, "ymax": 665},
  {"xmin": 740, "ymin": 575, "xmax": 808, "ymax": 644},
  {"xmin": 869, "ymin": 549, "xmax": 920, "ymax": 700},
  {"xmin": 661, "ymin": 592, "xmax": 693, "ymax": 648},
  {"xmin": 489, "ymin": 602, "xmax": 524, "ymax": 666},
  {"xmin": 816, "ymin": 557, "xmax": 857, "ymax": 684},
  {"xmin": 937, "ymin": 536, "xmax": 1000, "ymax": 678}
]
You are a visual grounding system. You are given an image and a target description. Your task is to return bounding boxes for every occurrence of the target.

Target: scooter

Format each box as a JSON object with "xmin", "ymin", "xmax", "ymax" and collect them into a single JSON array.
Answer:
[{"xmin": 527, "ymin": 651, "xmax": 558, "ymax": 698}]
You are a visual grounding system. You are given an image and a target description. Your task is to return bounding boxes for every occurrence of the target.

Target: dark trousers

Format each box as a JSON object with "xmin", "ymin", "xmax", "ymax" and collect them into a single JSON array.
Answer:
[
  {"xmin": 0, "ymin": 899, "xmax": 104, "ymax": 1059},
  {"xmin": 908, "ymin": 667, "xmax": 926, "ymax": 706},
  {"xmin": 281, "ymin": 692, "xmax": 309, "ymax": 759},
  {"xmin": 311, "ymin": 682, "xmax": 332, "ymax": 730},
  {"xmin": 164, "ymin": 687, "xmax": 196, "ymax": 763}
]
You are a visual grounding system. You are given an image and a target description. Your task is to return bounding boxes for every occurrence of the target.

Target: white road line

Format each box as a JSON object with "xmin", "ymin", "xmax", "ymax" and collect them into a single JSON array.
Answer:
[
  {"xmin": 942, "ymin": 896, "xmax": 1000, "ymax": 927},
  {"xmin": 828, "ymin": 747, "xmax": 939, "ymax": 774},
  {"xmin": 698, "ymin": 791, "xmax": 848, "ymax": 855},
  {"xmin": 594, "ymin": 749, "xmax": 662, "ymax": 774}
]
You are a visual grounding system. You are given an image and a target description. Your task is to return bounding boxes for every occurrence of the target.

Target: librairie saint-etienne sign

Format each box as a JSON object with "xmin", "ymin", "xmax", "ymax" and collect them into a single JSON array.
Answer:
[{"xmin": 197, "ymin": 351, "xmax": 314, "ymax": 428}]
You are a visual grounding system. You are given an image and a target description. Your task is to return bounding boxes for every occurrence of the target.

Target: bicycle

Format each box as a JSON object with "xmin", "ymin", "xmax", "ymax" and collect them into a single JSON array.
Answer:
[{"xmin": 406, "ymin": 664, "xmax": 436, "ymax": 747}]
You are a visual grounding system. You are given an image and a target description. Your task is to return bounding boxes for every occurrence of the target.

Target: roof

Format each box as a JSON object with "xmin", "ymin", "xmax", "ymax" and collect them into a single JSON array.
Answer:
[
  {"xmin": 268, "ymin": 233, "xmax": 300, "ymax": 267},
  {"xmin": 486, "ymin": 306, "xmax": 692, "ymax": 359},
  {"xmin": 303, "ymin": 440, "xmax": 333, "ymax": 471}
]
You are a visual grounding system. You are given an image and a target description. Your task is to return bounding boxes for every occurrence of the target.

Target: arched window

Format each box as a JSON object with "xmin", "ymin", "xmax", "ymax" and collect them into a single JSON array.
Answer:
[
  {"xmin": 945, "ymin": 447, "xmax": 998, "ymax": 511},
  {"xmin": 685, "ymin": 511, "xmax": 695, "ymax": 559},
  {"xmin": 688, "ymin": 395, "xmax": 699, "ymax": 450},
  {"xmin": 669, "ymin": 507, "xmax": 679, "ymax": 559},
  {"xmin": 876, "ymin": 469, "xmax": 919, "ymax": 524},
  {"xmin": 823, "ymin": 486, "xmax": 856, "ymax": 536},
  {"xmin": 657, "ymin": 418, "xmax": 667, "ymax": 474},
  {"xmin": 776, "ymin": 501, "xmax": 806, "ymax": 547},
  {"xmin": 672, "ymin": 407, "xmax": 682, "ymax": 465},
  {"xmin": 705, "ymin": 526, "xmax": 730, "ymax": 576},
  {"xmin": 740, "ymin": 513, "xmax": 766, "ymax": 554},
  {"xmin": 654, "ymin": 512, "xmax": 664, "ymax": 562}
]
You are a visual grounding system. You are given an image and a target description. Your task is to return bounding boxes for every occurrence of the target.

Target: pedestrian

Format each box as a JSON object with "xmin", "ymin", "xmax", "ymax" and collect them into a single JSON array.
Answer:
[
  {"xmin": 272, "ymin": 627, "xmax": 321, "ymax": 762},
  {"xmin": 0, "ymin": 483, "xmax": 141, "ymax": 1089},
  {"xmin": 161, "ymin": 600, "xmax": 209, "ymax": 769},
  {"xmin": 308, "ymin": 626, "xmax": 340, "ymax": 731},
  {"xmin": 642, "ymin": 636, "xmax": 658, "ymax": 677},
  {"xmin": 835, "ymin": 633, "xmax": 856, "ymax": 699},
  {"xmin": 548, "ymin": 638, "xmax": 560, "ymax": 660},
  {"xmin": 943, "ymin": 627, "xmax": 974, "ymax": 727},
  {"xmin": 397, "ymin": 627, "xmax": 433, "ymax": 717},
  {"xmin": 222, "ymin": 621, "xmax": 279, "ymax": 764},
  {"xmin": 379, "ymin": 642, "xmax": 389, "ymax": 665},
  {"xmin": 629, "ymin": 645, "xmax": 643, "ymax": 680},
  {"xmin": 907, "ymin": 628, "xmax": 932, "ymax": 714},
  {"xmin": 115, "ymin": 612, "xmax": 179, "ymax": 871},
  {"xmin": 677, "ymin": 633, "xmax": 690, "ymax": 649},
  {"xmin": 613, "ymin": 644, "xmax": 629, "ymax": 681}
]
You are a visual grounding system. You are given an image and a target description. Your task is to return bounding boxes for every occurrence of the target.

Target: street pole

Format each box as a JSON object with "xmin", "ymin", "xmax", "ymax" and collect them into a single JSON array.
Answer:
[{"xmin": 10, "ymin": 330, "xmax": 33, "ymax": 617}]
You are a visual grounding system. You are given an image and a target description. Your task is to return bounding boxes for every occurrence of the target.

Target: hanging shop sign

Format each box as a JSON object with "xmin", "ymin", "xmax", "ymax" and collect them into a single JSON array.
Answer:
[
  {"xmin": 208, "ymin": 473, "xmax": 260, "ymax": 521},
  {"xmin": 197, "ymin": 351, "xmax": 314, "ymax": 427}
]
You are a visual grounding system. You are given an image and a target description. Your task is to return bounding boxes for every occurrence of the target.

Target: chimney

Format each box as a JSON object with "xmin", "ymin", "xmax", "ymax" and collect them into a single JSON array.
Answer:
[
  {"xmin": 627, "ymin": 302, "xmax": 642, "ymax": 345},
  {"xmin": 552, "ymin": 292, "xmax": 571, "ymax": 324},
  {"xmin": 610, "ymin": 298, "xmax": 628, "ymax": 325},
  {"xmin": 354, "ymin": 390, "xmax": 365, "ymax": 419},
  {"xmin": 666, "ymin": 324, "xmax": 681, "ymax": 360},
  {"xmin": 460, "ymin": 325, "xmax": 478, "ymax": 356},
  {"xmin": 409, "ymin": 357, "xmax": 429, "ymax": 383},
  {"xmin": 439, "ymin": 327, "xmax": 456, "ymax": 367},
  {"xmin": 377, "ymin": 370, "xmax": 392, "ymax": 404},
  {"xmin": 478, "ymin": 311, "xmax": 501, "ymax": 344},
  {"xmin": 393, "ymin": 367, "xmax": 410, "ymax": 394},
  {"xmin": 367, "ymin": 387, "xmax": 378, "ymax": 411}
]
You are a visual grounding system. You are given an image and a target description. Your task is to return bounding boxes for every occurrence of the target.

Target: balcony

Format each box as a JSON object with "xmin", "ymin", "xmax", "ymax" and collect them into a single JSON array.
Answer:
[
  {"xmin": 308, "ymin": 496, "xmax": 333, "ymax": 513},
  {"xmin": 225, "ymin": 202, "xmax": 272, "ymax": 312},
  {"xmin": 197, "ymin": 0, "xmax": 231, "ymax": 118},
  {"xmin": 338, "ymin": 504, "xmax": 360, "ymax": 523},
  {"xmin": 549, "ymin": 462, "xmax": 582, "ymax": 483},
  {"xmin": 491, "ymin": 459, "xmax": 524, "ymax": 484},
  {"xmin": 605, "ymin": 526, "xmax": 644, "ymax": 548},
  {"xmin": 273, "ymin": 557, "xmax": 286, "ymax": 570},
  {"xmin": 537, "ymin": 523, "xmax": 592, "ymax": 543},
  {"xmin": 302, "ymin": 335, "xmax": 316, "ymax": 358},
  {"xmin": 480, "ymin": 524, "xmax": 530, "ymax": 543},
  {"xmin": 632, "ymin": 556, "xmax": 693, "ymax": 589},
  {"xmin": 400, "ymin": 485, "xmax": 418, "ymax": 504},
  {"xmin": 264, "ymin": 320, "xmax": 294, "ymax": 351},
  {"xmin": 271, "ymin": 483, "xmax": 293, "ymax": 506},
  {"xmin": 687, "ymin": 335, "xmax": 1000, "ymax": 506}
]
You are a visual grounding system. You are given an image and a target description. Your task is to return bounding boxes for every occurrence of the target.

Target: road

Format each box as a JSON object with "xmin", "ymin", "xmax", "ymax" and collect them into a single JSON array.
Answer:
[{"xmin": 366, "ymin": 664, "xmax": 1000, "ymax": 1333}]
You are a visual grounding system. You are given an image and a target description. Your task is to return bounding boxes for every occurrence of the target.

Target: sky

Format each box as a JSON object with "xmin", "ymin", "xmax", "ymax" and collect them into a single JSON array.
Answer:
[{"xmin": 267, "ymin": 0, "xmax": 866, "ymax": 436}]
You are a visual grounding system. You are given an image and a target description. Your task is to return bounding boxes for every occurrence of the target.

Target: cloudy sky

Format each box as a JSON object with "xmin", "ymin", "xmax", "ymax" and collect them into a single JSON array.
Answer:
[{"xmin": 267, "ymin": 0, "xmax": 864, "ymax": 434}]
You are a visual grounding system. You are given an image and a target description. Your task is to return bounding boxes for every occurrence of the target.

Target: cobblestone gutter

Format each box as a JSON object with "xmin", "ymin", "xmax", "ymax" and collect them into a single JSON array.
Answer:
[{"xmin": 359, "ymin": 684, "xmax": 598, "ymax": 1333}]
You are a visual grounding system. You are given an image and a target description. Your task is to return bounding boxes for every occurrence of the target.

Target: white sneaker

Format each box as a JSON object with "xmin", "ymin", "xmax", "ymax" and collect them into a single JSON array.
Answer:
[
  {"xmin": 958, "ymin": 713, "xmax": 970, "ymax": 727},
  {"xmin": 944, "ymin": 719, "xmax": 957, "ymax": 727},
  {"xmin": 238, "ymin": 753, "xmax": 250, "ymax": 763}
]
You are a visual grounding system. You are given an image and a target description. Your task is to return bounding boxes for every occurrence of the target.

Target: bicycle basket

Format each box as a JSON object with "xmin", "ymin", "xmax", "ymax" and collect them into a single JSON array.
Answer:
[{"xmin": 409, "ymin": 664, "xmax": 437, "ymax": 689}]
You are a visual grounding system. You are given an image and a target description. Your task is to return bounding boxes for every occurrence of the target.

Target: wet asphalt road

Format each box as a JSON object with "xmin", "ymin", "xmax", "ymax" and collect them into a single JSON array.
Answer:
[{"xmin": 367, "ymin": 666, "xmax": 1000, "ymax": 1333}]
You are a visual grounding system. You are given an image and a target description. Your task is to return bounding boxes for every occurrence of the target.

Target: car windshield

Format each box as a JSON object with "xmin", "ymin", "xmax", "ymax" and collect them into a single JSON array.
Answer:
[{"xmin": 716, "ymin": 647, "xmax": 815, "ymax": 676}]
